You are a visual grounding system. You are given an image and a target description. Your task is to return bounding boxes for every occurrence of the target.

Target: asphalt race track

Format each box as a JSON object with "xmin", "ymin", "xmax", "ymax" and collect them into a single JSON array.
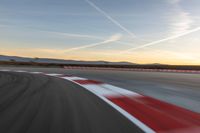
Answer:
[
  {"xmin": 1, "ymin": 66, "xmax": 200, "ymax": 113},
  {"xmin": 0, "ymin": 71, "xmax": 143, "ymax": 133},
  {"xmin": 1, "ymin": 66, "xmax": 200, "ymax": 133}
]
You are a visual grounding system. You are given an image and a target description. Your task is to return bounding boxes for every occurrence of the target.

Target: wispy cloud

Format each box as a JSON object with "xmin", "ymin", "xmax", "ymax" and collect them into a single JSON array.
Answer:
[
  {"xmin": 0, "ymin": 24, "xmax": 8, "ymax": 28},
  {"xmin": 85, "ymin": 0, "xmax": 136, "ymax": 38},
  {"xmin": 168, "ymin": 0, "xmax": 194, "ymax": 36},
  {"xmin": 65, "ymin": 34, "xmax": 122, "ymax": 52},
  {"xmin": 119, "ymin": 0, "xmax": 199, "ymax": 53},
  {"xmin": 170, "ymin": 12, "xmax": 193, "ymax": 35},
  {"xmin": 120, "ymin": 26, "xmax": 200, "ymax": 53},
  {"xmin": 168, "ymin": 0, "xmax": 181, "ymax": 4}
]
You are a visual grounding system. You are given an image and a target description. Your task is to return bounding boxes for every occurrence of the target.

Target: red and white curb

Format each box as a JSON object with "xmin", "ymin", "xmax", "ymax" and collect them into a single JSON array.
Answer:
[{"xmin": 1, "ymin": 70, "xmax": 200, "ymax": 133}]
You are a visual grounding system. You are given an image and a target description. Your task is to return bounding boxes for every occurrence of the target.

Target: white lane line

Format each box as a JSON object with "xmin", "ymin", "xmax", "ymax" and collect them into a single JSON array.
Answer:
[
  {"xmin": 5, "ymin": 70, "xmax": 200, "ymax": 132},
  {"xmin": 69, "ymin": 79, "xmax": 155, "ymax": 133},
  {"xmin": 97, "ymin": 95, "xmax": 155, "ymax": 133},
  {"xmin": 6, "ymin": 71, "xmax": 154, "ymax": 132}
]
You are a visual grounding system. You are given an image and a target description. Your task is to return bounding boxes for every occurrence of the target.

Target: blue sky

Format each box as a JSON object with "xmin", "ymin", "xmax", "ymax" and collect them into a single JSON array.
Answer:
[{"xmin": 0, "ymin": 0, "xmax": 200, "ymax": 64}]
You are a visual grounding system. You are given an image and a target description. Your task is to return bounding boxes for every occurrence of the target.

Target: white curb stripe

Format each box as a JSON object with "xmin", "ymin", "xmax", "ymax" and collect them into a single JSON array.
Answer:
[
  {"xmin": 101, "ymin": 84, "xmax": 141, "ymax": 97},
  {"xmin": 70, "ymin": 80, "xmax": 155, "ymax": 133},
  {"xmin": 61, "ymin": 76, "xmax": 87, "ymax": 81},
  {"xmin": 81, "ymin": 84, "xmax": 120, "ymax": 96},
  {"xmin": 45, "ymin": 73, "xmax": 63, "ymax": 76}
]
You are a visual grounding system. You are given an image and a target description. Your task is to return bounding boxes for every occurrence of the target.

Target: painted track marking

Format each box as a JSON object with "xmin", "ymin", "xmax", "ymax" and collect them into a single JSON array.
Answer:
[{"xmin": 1, "ymin": 70, "xmax": 200, "ymax": 133}]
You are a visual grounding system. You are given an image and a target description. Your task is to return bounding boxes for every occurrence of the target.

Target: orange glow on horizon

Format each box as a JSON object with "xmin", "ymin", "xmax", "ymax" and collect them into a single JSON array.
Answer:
[{"xmin": 1, "ymin": 48, "xmax": 200, "ymax": 65}]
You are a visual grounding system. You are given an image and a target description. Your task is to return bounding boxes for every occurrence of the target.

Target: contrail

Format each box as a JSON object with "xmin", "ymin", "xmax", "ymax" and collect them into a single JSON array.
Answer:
[
  {"xmin": 85, "ymin": 0, "xmax": 136, "ymax": 38},
  {"xmin": 42, "ymin": 30, "xmax": 136, "ymax": 47},
  {"xmin": 65, "ymin": 34, "xmax": 122, "ymax": 52},
  {"xmin": 49, "ymin": 31, "xmax": 102, "ymax": 40},
  {"xmin": 39, "ymin": 30, "xmax": 103, "ymax": 40},
  {"xmin": 121, "ymin": 26, "xmax": 200, "ymax": 53}
]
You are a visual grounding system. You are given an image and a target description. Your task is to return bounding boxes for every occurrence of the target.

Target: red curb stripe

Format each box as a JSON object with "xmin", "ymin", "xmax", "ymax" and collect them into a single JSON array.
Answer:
[
  {"xmin": 107, "ymin": 95, "xmax": 200, "ymax": 132},
  {"xmin": 11, "ymin": 70, "xmax": 200, "ymax": 132},
  {"xmin": 74, "ymin": 79, "xmax": 103, "ymax": 85}
]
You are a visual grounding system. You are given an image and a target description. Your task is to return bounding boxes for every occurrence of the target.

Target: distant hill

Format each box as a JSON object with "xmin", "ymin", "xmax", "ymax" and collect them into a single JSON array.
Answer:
[
  {"xmin": 145, "ymin": 63, "xmax": 167, "ymax": 65},
  {"xmin": 0, "ymin": 55, "xmax": 135, "ymax": 65}
]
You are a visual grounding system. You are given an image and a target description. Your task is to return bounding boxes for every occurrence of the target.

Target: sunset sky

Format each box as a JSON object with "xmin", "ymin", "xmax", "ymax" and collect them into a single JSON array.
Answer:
[{"xmin": 0, "ymin": 0, "xmax": 200, "ymax": 65}]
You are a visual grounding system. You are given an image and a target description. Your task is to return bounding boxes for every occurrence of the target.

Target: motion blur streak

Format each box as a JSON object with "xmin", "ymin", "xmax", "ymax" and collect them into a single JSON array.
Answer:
[
  {"xmin": 68, "ymin": 77, "xmax": 200, "ymax": 133},
  {"xmin": 0, "ymin": 71, "xmax": 143, "ymax": 133},
  {"xmin": 1, "ymin": 67, "xmax": 200, "ymax": 133},
  {"xmin": 108, "ymin": 95, "xmax": 200, "ymax": 133}
]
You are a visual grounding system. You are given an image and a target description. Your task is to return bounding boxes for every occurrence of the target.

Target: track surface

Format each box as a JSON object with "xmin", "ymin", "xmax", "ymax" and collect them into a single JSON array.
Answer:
[
  {"xmin": 1, "ymin": 66, "xmax": 200, "ymax": 113},
  {"xmin": 0, "ymin": 71, "xmax": 143, "ymax": 133}
]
